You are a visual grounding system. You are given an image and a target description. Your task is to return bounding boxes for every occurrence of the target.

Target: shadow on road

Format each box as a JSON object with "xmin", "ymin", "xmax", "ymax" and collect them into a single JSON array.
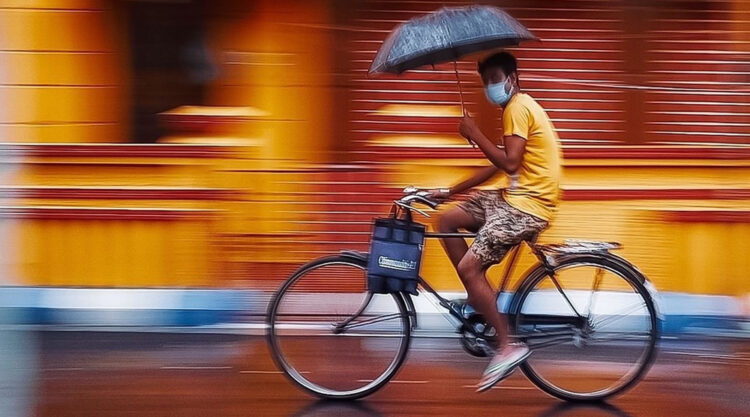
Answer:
[
  {"xmin": 291, "ymin": 399, "xmax": 384, "ymax": 417},
  {"xmin": 538, "ymin": 401, "xmax": 633, "ymax": 417},
  {"xmin": 288, "ymin": 398, "xmax": 634, "ymax": 417}
]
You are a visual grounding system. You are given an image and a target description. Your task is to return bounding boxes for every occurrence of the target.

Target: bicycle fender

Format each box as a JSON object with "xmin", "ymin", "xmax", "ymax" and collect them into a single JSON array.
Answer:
[{"xmin": 339, "ymin": 250, "xmax": 368, "ymax": 263}]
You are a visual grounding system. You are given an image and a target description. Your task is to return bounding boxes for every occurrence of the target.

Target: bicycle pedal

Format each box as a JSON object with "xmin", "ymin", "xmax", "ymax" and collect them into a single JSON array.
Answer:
[
  {"xmin": 447, "ymin": 298, "xmax": 475, "ymax": 318},
  {"xmin": 445, "ymin": 299, "xmax": 464, "ymax": 316}
]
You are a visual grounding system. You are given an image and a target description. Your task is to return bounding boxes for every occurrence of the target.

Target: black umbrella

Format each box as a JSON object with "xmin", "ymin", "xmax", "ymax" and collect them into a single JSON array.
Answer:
[{"xmin": 369, "ymin": 5, "xmax": 537, "ymax": 111}]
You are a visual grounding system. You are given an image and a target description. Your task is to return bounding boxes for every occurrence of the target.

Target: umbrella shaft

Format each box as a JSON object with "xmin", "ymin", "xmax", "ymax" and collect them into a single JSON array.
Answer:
[
  {"xmin": 454, "ymin": 60, "xmax": 465, "ymax": 114},
  {"xmin": 454, "ymin": 60, "xmax": 477, "ymax": 149}
]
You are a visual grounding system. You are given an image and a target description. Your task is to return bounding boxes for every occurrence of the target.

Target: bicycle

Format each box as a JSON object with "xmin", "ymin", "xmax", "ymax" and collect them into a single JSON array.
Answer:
[{"xmin": 266, "ymin": 187, "xmax": 661, "ymax": 402}]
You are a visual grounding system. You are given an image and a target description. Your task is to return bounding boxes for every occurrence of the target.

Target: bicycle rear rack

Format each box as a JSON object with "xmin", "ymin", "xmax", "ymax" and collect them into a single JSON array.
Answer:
[
  {"xmin": 538, "ymin": 240, "xmax": 622, "ymax": 255},
  {"xmin": 531, "ymin": 240, "xmax": 620, "ymax": 267}
]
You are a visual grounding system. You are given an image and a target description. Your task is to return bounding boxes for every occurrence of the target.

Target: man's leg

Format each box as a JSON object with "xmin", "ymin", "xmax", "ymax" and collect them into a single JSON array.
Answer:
[
  {"xmin": 461, "ymin": 199, "xmax": 545, "ymax": 391},
  {"xmin": 457, "ymin": 250, "xmax": 531, "ymax": 392},
  {"xmin": 437, "ymin": 207, "xmax": 483, "ymax": 270},
  {"xmin": 455, "ymin": 250, "xmax": 509, "ymax": 348}
]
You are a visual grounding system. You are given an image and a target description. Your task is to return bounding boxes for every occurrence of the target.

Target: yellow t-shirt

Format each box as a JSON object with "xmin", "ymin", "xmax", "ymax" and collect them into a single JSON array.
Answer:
[{"xmin": 501, "ymin": 92, "xmax": 563, "ymax": 222}]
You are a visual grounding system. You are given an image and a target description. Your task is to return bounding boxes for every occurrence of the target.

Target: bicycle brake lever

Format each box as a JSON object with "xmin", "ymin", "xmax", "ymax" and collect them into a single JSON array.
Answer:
[
  {"xmin": 394, "ymin": 200, "xmax": 431, "ymax": 218},
  {"xmin": 402, "ymin": 185, "xmax": 419, "ymax": 195}
]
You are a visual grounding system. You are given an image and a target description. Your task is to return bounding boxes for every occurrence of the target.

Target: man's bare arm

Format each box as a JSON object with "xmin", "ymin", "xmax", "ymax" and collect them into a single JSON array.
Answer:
[
  {"xmin": 467, "ymin": 131, "xmax": 525, "ymax": 174},
  {"xmin": 449, "ymin": 165, "xmax": 500, "ymax": 195},
  {"xmin": 459, "ymin": 115, "xmax": 526, "ymax": 174}
]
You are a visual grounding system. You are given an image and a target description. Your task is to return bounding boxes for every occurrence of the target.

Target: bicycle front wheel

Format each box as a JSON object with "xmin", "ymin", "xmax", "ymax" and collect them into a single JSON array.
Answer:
[
  {"xmin": 266, "ymin": 255, "xmax": 411, "ymax": 400},
  {"xmin": 511, "ymin": 253, "xmax": 659, "ymax": 402}
]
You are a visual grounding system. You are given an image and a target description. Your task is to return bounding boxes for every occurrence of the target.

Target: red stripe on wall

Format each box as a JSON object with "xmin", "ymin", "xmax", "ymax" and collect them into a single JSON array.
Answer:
[
  {"xmin": 354, "ymin": 146, "xmax": 750, "ymax": 160},
  {"xmin": 0, "ymin": 144, "xmax": 235, "ymax": 159},
  {"xmin": 0, "ymin": 207, "xmax": 214, "ymax": 220},
  {"xmin": 381, "ymin": 187, "xmax": 750, "ymax": 202},
  {"xmin": 0, "ymin": 187, "xmax": 243, "ymax": 201},
  {"xmin": 562, "ymin": 189, "xmax": 750, "ymax": 201}
]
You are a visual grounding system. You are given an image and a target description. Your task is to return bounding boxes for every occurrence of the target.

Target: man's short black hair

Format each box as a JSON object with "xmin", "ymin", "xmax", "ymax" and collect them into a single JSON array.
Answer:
[{"xmin": 477, "ymin": 51, "xmax": 518, "ymax": 77}]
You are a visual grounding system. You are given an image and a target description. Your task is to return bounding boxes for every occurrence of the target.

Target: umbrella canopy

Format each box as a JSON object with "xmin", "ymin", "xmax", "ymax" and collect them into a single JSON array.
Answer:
[{"xmin": 369, "ymin": 5, "xmax": 537, "ymax": 75}]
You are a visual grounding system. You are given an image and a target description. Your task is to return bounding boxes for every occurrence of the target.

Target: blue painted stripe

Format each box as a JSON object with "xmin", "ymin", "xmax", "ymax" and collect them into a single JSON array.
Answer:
[
  {"xmin": 0, "ymin": 287, "xmax": 259, "ymax": 327},
  {"xmin": 0, "ymin": 287, "xmax": 745, "ymax": 335}
]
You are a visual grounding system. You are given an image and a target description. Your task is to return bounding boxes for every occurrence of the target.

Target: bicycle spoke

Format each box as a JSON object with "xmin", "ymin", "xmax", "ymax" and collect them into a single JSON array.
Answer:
[
  {"xmin": 336, "ymin": 313, "xmax": 405, "ymax": 331},
  {"xmin": 274, "ymin": 326, "xmax": 404, "ymax": 338},
  {"xmin": 517, "ymin": 328, "xmax": 576, "ymax": 340},
  {"xmin": 589, "ymin": 302, "xmax": 647, "ymax": 330},
  {"xmin": 334, "ymin": 292, "xmax": 374, "ymax": 330},
  {"xmin": 527, "ymin": 336, "xmax": 575, "ymax": 350},
  {"xmin": 585, "ymin": 268, "xmax": 604, "ymax": 319},
  {"xmin": 588, "ymin": 331, "xmax": 653, "ymax": 343},
  {"xmin": 517, "ymin": 314, "xmax": 586, "ymax": 327},
  {"xmin": 516, "ymin": 325, "xmax": 576, "ymax": 349}
]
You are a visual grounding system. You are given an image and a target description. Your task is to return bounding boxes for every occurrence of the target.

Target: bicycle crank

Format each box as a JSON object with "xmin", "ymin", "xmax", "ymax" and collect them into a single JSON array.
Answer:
[{"xmin": 459, "ymin": 314, "xmax": 498, "ymax": 357}]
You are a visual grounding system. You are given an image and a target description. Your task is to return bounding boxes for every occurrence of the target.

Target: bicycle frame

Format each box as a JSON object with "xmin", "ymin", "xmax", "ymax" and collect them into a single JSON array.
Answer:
[
  {"xmin": 337, "ymin": 196, "xmax": 602, "ymax": 348},
  {"xmin": 406, "ymin": 232, "xmax": 585, "ymax": 347}
]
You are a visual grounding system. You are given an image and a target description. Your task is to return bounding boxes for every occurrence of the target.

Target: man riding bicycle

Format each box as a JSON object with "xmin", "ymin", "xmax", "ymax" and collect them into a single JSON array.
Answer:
[{"xmin": 427, "ymin": 51, "xmax": 563, "ymax": 392}]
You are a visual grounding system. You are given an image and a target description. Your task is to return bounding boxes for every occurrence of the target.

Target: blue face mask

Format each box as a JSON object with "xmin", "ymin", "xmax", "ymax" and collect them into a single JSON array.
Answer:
[{"xmin": 485, "ymin": 79, "xmax": 513, "ymax": 106}]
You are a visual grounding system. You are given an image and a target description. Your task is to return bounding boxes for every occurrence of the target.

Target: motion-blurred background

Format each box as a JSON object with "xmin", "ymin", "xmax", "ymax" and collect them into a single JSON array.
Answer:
[
  {"xmin": 0, "ymin": 2, "xmax": 748, "ymax": 416},
  {"xmin": 0, "ymin": 0, "xmax": 747, "ymax": 326}
]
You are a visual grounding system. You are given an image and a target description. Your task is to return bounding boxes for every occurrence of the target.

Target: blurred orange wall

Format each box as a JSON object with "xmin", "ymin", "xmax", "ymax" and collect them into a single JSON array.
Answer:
[
  {"xmin": 0, "ymin": 1, "xmax": 747, "ymax": 299},
  {"xmin": 0, "ymin": 0, "xmax": 130, "ymax": 142}
]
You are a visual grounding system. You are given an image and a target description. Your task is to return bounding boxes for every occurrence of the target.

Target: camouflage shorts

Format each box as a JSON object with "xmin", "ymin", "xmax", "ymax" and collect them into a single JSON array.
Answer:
[{"xmin": 457, "ymin": 190, "xmax": 548, "ymax": 269}]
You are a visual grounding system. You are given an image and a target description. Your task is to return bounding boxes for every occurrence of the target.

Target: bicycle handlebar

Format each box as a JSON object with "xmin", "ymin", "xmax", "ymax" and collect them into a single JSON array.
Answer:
[
  {"xmin": 394, "ymin": 186, "xmax": 440, "ymax": 218},
  {"xmin": 398, "ymin": 192, "xmax": 439, "ymax": 209}
]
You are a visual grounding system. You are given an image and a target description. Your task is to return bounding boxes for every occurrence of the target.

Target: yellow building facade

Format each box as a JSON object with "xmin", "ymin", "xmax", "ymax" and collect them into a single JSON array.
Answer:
[{"xmin": 0, "ymin": 1, "xmax": 747, "ymax": 304}]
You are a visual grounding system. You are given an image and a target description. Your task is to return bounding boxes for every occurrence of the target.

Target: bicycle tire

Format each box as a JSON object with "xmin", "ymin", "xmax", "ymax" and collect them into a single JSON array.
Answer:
[
  {"xmin": 509, "ymin": 253, "xmax": 659, "ymax": 402},
  {"xmin": 266, "ymin": 255, "xmax": 412, "ymax": 400}
]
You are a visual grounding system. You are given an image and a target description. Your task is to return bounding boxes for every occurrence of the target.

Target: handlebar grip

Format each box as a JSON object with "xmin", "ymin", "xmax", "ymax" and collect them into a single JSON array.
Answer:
[
  {"xmin": 402, "ymin": 194, "xmax": 438, "ymax": 209},
  {"xmin": 419, "ymin": 196, "xmax": 439, "ymax": 209},
  {"xmin": 399, "ymin": 187, "xmax": 440, "ymax": 210},
  {"xmin": 414, "ymin": 191, "xmax": 439, "ymax": 209}
]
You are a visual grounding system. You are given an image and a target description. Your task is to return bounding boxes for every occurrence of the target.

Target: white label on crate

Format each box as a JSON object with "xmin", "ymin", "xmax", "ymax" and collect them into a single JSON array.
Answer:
[{"xmin": 378, "ymin": 256, "xmax": 417, "ymax": 271}]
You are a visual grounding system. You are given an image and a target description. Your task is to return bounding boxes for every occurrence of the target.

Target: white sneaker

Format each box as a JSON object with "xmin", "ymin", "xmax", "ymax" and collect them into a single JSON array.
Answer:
[{"xmin": 476, "ymin": 343, "xmax": 531, "ymax": 393}]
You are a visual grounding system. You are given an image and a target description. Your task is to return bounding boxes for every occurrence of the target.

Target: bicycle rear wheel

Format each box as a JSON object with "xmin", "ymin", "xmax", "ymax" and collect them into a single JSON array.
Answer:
[
  {"xmin": 266, "ymin": 255, "xmax": 411, "ymax": 400},
  {"xmin": 511, "ymin": 254, "xmax": 659, "ymax": 401}
]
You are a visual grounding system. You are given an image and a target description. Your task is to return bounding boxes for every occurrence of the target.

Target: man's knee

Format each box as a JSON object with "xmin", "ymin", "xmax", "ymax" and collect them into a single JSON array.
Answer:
[
  {"xmin": 437, "ymin": 211, "xmax": 457, "ymax": 233},
  {"xmin": 456, "ymin": 252, "xmax": 483, "ymax": 282}
]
